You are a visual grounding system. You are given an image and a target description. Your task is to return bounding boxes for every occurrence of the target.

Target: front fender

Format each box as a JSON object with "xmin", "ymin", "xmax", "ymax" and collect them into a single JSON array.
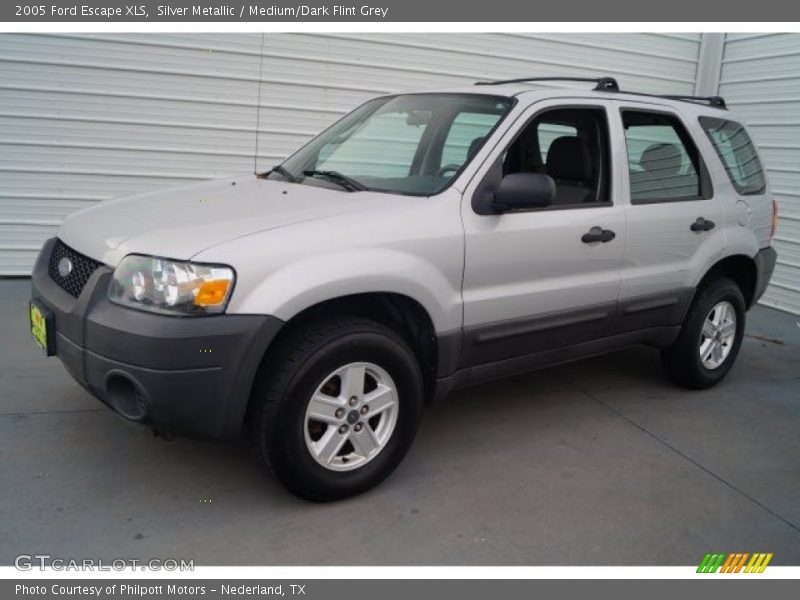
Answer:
[
  {"xmin": 193, "ymin": 189, "xmax": 465, "ymax": 333},
  {"xmin": 229, "ymin": 248, "xmax": 461, "ymax": 333}
]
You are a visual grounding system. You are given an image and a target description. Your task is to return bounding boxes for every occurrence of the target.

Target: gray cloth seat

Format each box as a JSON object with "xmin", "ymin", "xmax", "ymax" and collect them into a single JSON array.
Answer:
[
  {"xmin": 631, "ymin": 143, "xmax": 699, "ymax": 200},
  {"xmin": 466, "ymin": 136, "xmax": 486, "ymax": 161},
  {"xmin": 545, "ymin": 136, "xmax": 595, "ymax": 204}
]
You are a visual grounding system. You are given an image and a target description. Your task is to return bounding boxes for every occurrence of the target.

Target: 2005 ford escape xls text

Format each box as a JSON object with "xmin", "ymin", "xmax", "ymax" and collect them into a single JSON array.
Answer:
[{"xmin": 30, "ymin": 77, "xmax": 778, "ymax": 500}]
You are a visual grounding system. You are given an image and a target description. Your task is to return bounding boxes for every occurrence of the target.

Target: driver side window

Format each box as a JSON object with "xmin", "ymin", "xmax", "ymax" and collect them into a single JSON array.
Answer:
[{"xmin": 501, "ymin": 106, "xmax": 611, "ymax": 207}]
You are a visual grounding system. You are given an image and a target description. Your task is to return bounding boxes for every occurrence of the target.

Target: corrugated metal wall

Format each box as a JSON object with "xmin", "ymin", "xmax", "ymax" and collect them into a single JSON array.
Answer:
[
  {"xmin": 252, "ymin": 33, "xmax": 703, "ymax": 170},
  {"xmin": 0, "ymin": 33, "xmax": 264, "ymax": 274},
  {"xmin": 0, "ymin": 32, "xmax": 702, "ymax": 275},
  {"xmin": 718, "ymin": 33, "xmax": 800, "ymax": 315}
]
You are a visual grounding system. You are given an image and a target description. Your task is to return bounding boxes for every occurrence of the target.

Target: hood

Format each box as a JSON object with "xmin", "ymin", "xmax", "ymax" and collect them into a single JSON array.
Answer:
[{"xmin": 59, "ymin": 176, "xmax": 389, "ymax": 266}]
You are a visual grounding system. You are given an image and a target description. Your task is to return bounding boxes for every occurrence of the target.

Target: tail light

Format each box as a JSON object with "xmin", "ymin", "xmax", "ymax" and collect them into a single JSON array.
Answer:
[{"xmin": 770, "ymin": 198, "xmax": 779, "ymax": 242}]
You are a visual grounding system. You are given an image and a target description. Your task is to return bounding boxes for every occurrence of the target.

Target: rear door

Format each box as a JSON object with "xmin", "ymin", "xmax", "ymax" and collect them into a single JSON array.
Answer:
[{"xmin": 612, "ymin": 101, "xmax": 725, "ymax": 332}]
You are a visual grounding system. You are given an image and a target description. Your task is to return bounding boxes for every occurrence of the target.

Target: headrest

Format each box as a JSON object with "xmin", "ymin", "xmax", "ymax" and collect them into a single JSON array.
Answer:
[
  {"xmin": 467, "ymin": 136, "xmax": 486, "ymax": 161},
  {"xmin": 546, "ymin": 136, "xmax": 592, "ymax": 183},
  {"xmin": 640, "ymin": 143, "xmax": 682, "ymax": 176}
]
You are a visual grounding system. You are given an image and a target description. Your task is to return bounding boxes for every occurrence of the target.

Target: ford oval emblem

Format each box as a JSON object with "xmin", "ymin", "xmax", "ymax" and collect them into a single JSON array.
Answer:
[{"xmin": 57, "ymin": 256, "xmax": 73, "ymax": 278}]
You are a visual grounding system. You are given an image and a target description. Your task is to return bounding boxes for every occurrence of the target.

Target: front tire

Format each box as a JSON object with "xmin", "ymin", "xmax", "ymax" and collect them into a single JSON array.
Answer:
[
  {"xmin": 251, "ymin": 317, "xmax": 424, "ymax": 501},
  {"xmin": 661, "ymin": 278, "xmax": 746, "ymax": 389}
]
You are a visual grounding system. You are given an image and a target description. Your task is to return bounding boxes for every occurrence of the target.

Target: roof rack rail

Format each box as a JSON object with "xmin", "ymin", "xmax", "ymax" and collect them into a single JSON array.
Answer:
[
  {"xmin": 659, "ymin": 95, "xmax": 727, "ymax": 109},
  {"xmin": 474, "ymin": 75, "xmax": 728, "ymax": 109},
  {"xmin": 475, "ymin": 76, "xmax": 619, "ymax": 91}
]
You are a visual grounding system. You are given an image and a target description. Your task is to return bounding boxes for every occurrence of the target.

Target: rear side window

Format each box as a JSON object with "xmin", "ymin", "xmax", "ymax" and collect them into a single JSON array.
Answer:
[
  {"xmin": 622, "ymin": 110, "xmax": 709, "ymax": 204},
  {"xmin": 699, "ymin": 117, "xmax": 766, "ymax": 195}
]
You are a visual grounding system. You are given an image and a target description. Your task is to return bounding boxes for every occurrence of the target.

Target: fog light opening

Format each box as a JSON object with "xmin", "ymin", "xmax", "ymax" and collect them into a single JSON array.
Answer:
[{"xmin": 105, "ymin": 373, "xmax": 148, "ymax": 422}]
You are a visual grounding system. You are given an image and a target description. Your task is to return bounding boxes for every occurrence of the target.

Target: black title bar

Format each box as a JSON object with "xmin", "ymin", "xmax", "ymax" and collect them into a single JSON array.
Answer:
[{"xmin": 4, "ymin": 0, "xmax": 798, "ymax": 22}]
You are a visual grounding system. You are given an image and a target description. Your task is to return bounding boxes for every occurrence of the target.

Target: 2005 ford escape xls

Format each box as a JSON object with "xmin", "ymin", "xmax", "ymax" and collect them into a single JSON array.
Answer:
[{"xmin": 30, "ymin": 76, "xmax": 778, "ymax": 501}]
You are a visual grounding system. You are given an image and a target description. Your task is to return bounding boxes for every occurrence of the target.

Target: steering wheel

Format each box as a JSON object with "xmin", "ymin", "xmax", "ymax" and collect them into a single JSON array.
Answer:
[{"xmin": 437, "ymin": 163, "xmax": 462, "ymax": 177}]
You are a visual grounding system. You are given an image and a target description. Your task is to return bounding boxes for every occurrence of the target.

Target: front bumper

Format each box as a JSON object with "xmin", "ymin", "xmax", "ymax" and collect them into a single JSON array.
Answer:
[{"xmin": 31, "ymin": 238, "xmax": 283, "ymax": 439}]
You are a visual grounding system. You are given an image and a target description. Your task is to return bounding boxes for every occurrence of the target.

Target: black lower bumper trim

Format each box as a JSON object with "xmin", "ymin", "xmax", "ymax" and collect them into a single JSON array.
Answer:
[
  {"xmin": 31, "ymin": 238, "xmax": 284, "ymax": 439},
  {"xmin": 753, "ymin": 246, "xmax": 778, "ymax": 305}
]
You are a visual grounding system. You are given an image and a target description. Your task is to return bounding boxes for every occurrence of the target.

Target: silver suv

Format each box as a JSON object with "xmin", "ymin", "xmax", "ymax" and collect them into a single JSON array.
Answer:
[{"xmin": 29, "ymin": 77, "xmax": 778, "ymax": 500}]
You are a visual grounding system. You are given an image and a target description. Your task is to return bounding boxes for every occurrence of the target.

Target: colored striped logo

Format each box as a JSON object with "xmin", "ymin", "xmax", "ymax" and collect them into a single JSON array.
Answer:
[{"xmin": 697, "ymin": 553, "xmax": 773, "ymax": 573}]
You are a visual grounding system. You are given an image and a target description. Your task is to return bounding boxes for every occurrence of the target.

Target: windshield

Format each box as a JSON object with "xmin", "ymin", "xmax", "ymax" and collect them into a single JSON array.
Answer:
[{"xmin": 269, "ymin": 93, "xmax": 514, "ymax": 195}]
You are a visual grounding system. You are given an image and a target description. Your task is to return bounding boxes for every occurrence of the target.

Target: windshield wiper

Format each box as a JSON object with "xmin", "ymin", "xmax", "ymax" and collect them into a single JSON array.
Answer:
[
  {"xmin": 269, "ymin": 165, "xmax": 299, "ymax": 183},
  {"xmin": 303, "ymin": 170, "xmax": 367, "ymax": 192}
]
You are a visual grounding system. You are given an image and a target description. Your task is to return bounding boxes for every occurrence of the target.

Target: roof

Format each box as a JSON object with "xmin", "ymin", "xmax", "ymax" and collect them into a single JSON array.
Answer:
[{"xmin": 395, "ymin": 81, "xmax": 731, "ymax": 116}]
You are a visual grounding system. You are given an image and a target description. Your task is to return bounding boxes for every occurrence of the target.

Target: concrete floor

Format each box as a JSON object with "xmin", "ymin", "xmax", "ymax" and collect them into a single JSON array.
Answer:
[{"xmin": 1, "ymin": 278, "xmax": 798, "ymax": 565}]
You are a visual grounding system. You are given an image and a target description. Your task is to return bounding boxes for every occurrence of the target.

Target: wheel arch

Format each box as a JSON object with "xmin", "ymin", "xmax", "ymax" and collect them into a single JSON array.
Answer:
[
  {"xmin": 694, "ymin": 254, "xmax": 758, "ymax": 308},
  {"xmin": 244, "ymin": 292, "xmax": 443, "ymax": 429}
]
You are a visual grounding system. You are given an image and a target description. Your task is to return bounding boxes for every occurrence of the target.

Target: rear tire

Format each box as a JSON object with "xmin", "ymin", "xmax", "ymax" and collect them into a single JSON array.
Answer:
[
  {"xmin": 250, "ymin": 316, "xmax": 424, "ymax": 501},
  {"xmin": 661, "ymin": 278, "xmax": 746, "ymax": 389}
]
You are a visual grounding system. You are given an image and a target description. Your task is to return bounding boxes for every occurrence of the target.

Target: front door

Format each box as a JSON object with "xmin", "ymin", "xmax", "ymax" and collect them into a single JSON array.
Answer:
[{"xmin": 459, "ymin": 99, "xmax": 626, "ymax": 367}]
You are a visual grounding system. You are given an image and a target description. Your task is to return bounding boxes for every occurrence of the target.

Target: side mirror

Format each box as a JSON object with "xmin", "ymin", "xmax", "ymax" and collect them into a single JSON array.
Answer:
[{"xmin": 490, "ymin": 173, "xmax": 555, "ymax": 213}]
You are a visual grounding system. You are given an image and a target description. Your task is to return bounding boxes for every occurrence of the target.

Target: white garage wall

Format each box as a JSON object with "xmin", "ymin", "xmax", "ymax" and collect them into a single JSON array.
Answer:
[
  {"xmin": 718, "ymin": 33, "xmax": 800, "ymax": 315},
  {"xmin": 252, "ymin": 33, "xmax": 702, "ymax": 170},
  {"xmin": 0, "ymin": 33, "xmax": 265, "ymax": 275},
  {"xmin": 0, "ymin": 32, "xmax": 703, "ymax": 275}
]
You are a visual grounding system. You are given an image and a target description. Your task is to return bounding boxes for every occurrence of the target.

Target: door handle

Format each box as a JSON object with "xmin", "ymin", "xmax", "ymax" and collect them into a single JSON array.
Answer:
[
  {"xmin": 691, "ymin": 217, "xmax": 716, "ymax": 232},
  {"xmin": 581, "ymin": 226, "xmax": 616, "ymax": 244}
]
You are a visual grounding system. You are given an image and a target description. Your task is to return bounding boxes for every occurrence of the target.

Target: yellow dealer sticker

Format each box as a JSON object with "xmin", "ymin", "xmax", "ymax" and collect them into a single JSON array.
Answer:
[{"xmin": 29, "ymin": 301, "xmax": 53, "ymax": 355}]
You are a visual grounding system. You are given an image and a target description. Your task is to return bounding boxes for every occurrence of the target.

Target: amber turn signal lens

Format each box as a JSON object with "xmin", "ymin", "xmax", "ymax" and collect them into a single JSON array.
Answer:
[{"xmin": 194, "ymin": 279, "xmax": 231, "ymax": 306}]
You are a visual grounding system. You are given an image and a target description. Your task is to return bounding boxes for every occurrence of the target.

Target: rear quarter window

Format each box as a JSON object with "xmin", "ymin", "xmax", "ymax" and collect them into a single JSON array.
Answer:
[{"xmin": 699, "ymin": 117, "xmax": 766, "ymax": 195}]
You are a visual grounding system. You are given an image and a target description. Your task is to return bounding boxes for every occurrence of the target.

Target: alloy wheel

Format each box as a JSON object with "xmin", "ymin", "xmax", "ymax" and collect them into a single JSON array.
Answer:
[
  {"xmin": 303, "ymin": 362, "xmax": 399, "ymax": 471},
  {"xmin": 699, "ymin": 300, "xmax": 737, "ymax": 370}
]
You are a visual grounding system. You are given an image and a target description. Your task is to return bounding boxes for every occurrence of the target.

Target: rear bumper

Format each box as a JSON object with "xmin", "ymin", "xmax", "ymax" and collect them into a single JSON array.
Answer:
[
  {"xmin": 31, "ymin": 238, "xmax": 283, "ymax": 439},
  {"xmin": 753, "ymin": 246, "xmax": 778, "ymax": 305}
]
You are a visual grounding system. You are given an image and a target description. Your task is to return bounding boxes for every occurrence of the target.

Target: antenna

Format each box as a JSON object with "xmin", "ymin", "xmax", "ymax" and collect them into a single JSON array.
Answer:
[{"xmin": 254, "ymin": 33, "xmax": 266, "ymax": 173}]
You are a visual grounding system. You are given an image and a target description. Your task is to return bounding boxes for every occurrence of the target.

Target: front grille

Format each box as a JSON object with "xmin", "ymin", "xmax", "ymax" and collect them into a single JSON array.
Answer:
[{"xmin": 48, "ymin": 239, "xmax": 104, "ymax": 298}]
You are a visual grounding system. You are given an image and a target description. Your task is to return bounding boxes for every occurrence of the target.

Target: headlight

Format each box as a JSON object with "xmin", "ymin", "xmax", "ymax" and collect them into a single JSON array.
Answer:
[{"xmin": 109, "ymin": 255, "xmax": 235, "ymax": 316}]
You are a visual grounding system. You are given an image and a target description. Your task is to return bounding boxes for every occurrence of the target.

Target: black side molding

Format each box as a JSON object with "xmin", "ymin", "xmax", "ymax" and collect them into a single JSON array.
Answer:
[{"xmin": 434, "ymin": 326, "xmax": 681, "ymax": 402}]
